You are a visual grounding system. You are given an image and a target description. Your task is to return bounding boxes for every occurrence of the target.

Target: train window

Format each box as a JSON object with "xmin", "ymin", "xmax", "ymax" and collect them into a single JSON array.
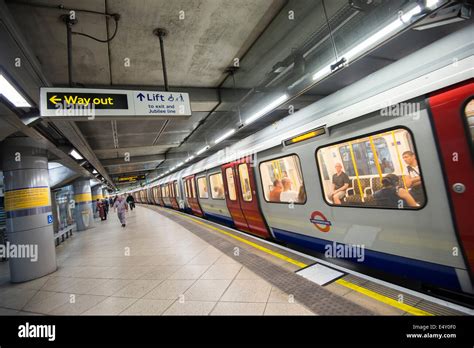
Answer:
[
  {"xmin": 316, "ymin": 128, "xmax": 426, "ymax": 209},
  {"xmin": 209, "ymin": 173, "xmax": 225, "ymax": 199},
  {"xmin": 184, "ymin": 180, "xmax": 189, "ymax": 198},
  {"xmin": 190, "ymin": 178, "xmax": 196, "ymax": 198},
  {"xmin": 161, "ymin": 186, "xmax": 166, "ymax": 198},
  {"xmin": 464, "ymin": 99, "xmax": 474, "ymax": 154},
  {"xmin": 174, "ymin": 182, "xmax": 179, "ymax": 198},
  {"xmin": 197, "ymin": 177, "xmax": 209, "ymax": 199},
  {"xmin": 238, "ymin": 164, "xmax": 252, "ymax": 202},
  {"xmin": 339, "ymin": 137, "xmax": 394, "ymax": 176},
  {"xmin": 259, "ymin": 155, "xmax": 306, "ymax": 204},
  {"xmin": 225, "ymin": 167, "xmax": 237, "ymax": 201}
]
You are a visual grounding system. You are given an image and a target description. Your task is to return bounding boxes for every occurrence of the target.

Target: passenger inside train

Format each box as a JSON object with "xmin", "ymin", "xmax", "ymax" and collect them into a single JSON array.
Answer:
[
  {"xmin": 317, "ymin": 128, "xmax": 426, "ymax": 208},
  {"xmin": 260, "ymin": 155, "xmax": 306, "ymax": 204}
]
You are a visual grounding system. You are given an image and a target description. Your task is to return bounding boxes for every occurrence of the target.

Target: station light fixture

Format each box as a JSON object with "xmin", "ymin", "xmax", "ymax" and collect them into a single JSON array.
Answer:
[
  {"xmin": 425, "ymin": 0, "xmax": 440, "ymax": 10},
  {"xmin": 243, "ymin": 94, "xmax": 289, "ymax": 126},
  {"xmin": 0, "ymin": 73, "xmax": 31, "ymax": 107},
  {"xmin": 312, "ymin": 3, "xmax": 424, "ymax": 82},
  {"xmin": 185, "ymin": 155, "xmax": 194, "ymax": 162},
  {"xmin": 196, "ymin": 145, "xmax": 210, "ymax": 155},
  {"xmin": 92, "ymin": 169, "xmax": 98, "ymax": 174},
  {"xmin": 214, "ymin": 129, "xmax": 235, "ymax": 144},
  {"xmin": 69, "ymin": 148, "xmax": 84, "ymax": 160}
]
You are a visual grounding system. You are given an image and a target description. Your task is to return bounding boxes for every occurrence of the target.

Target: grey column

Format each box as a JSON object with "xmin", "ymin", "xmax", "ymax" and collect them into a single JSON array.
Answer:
[
  {"xmin": 1, "ymin": 138, "xmax": 57, "ymax": 282},
  {"xmin": 91, "ymin": 185, "xmax": 103, "ymax": 219},
  {"xmin": 73, "ymin": 178, "xmax": 94, "ymax": 231}
]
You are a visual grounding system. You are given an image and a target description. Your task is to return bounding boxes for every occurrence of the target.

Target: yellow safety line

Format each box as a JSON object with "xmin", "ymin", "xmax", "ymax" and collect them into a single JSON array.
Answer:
[
  {"xmin": 163, "ymin": 207, "xmax": 434, "ymax": 316},
  {"xmin": 170, "ymin": 210, "xmax": 306, "ymax": 268},
  {"xmin": 336, "ymin": 279, "xmax": 433, "ymax": 316},
  {"xmin": 391, "ymin": 130, "xmax": 408, "ymax": 190},
  {"xmin": 348, "ymin": 142, "xmax": 364, "ymax": 201},
  {"xmin": 369, "ymin": 136, "xmax": 383, "ymax": 183}
]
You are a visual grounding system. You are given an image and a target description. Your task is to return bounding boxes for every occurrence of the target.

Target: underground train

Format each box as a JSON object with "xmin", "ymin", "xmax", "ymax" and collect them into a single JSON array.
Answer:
[{"xmin": 130, "ymin": 27, "xmax": 473, "ymax": 300}]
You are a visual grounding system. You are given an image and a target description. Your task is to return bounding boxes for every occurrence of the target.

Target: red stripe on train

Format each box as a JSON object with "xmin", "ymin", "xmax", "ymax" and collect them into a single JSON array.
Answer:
[{"xmin": 428, "ymin": 79, "xmax": 474, "ymax": 278}]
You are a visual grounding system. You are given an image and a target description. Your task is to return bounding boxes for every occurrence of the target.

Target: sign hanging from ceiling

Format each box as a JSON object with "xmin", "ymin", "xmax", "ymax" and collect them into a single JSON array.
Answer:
[
  {"xmin": 40, "ymin": 87, "xmax": 192, "ymax": 119},
  {"xmin": 116, "ymin": 175, "xmax": 146, "ymax": 183}
]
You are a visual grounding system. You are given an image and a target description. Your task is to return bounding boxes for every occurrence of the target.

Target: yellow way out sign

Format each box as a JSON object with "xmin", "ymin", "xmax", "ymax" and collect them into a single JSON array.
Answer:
[{"xmin": 40, "ymin": 87, "xmax": 192, "ymax": 118}]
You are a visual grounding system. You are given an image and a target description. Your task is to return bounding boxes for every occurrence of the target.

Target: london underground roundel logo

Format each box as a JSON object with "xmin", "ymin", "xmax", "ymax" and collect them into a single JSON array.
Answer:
[{"xmin": 310, "ymin": 211, "xmax": 331, "ymax": 233}]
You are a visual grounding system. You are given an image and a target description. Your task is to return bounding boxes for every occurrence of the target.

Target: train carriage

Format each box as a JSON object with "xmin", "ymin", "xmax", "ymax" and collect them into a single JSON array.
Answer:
[{"xmin": 129, "ymin": 26, "xmax": 473, "ymax": 298}]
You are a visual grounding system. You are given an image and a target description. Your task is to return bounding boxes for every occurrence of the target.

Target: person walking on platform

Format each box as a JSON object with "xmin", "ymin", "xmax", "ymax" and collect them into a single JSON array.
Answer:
[
  {"xmin": 113, "ymin": 195, "xmax": 129, "ymax": 227},
  {"xmin": 126, "ymin": 193, "xmax": 135, "ymax": 211},
  {"xmin": 96, "ymin": 199, "xmax": 107, "ymax": 221},
  {"xmin": 103, "ymin": 198, "xmax": 109, "ymax": 214}
]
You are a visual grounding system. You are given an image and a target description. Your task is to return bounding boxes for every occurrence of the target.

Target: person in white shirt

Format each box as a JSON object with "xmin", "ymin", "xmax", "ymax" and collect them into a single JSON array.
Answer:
[
  {"xmin": 279, "ymin": 178, "xmax": 299, "ymax": 203},
  {"xmin": 402, "ymin": 151, "xmax": 424, "ymax": 204}
]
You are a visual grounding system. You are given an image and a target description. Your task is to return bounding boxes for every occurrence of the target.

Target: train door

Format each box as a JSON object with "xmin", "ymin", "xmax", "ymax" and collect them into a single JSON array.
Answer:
[
  {"xmin": 156, "ymin": 186, "xmax": 164, "ymax": 206},
  {"xmin": 222, "ymin": 162, "xmax": 250, "ymax": 232},
  {"xmin": 429, "ymin": 80, "xmax": 474, "ymax": 278},
  {"xmin": 170, "ymin": 181, "xmax": 179, "ymax": 210},
  {"xmin": 222, "ymin": 158, "xmax": 270, "ymax": 238},
  {"xmin": 185, "ymin": 175, "xmax": 204, "ymax": 216},
  {"xmin": 174, "ymin": 181, "xmax": 181, "ymax": 210}
]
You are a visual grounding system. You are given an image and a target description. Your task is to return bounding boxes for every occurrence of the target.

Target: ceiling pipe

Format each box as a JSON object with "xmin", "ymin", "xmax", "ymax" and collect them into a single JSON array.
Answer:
[{"xmin": 60, "ymin": 14, "xmax": 77, "ymax": 87}]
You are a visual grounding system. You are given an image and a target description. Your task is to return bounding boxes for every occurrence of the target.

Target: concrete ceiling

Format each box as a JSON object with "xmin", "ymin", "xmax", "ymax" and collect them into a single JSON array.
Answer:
[
  {"xmin": 2, "ymin": 0, "xmax": 469, "ymax": 189},
  {"xmin": 6, "ymin": 0, "xmax": 287, "ymax": 183}
]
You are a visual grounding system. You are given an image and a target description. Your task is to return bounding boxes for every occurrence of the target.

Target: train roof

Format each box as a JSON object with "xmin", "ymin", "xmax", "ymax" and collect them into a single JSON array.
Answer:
[{"xmin": 145, "ymin": 24, "xmax": 473, "ymax": 188}]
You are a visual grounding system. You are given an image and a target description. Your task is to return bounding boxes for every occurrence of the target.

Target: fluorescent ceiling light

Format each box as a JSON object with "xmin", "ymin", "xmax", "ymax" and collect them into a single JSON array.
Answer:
[
  {"xmin": 0, "ymin": 74, "xmax": 31, "ymax": 107},
  {"xmin": 401, "ymin": 5, "xmax": 422, "ymax": 22},
  {"xmin": 69, "ymin": 149, "xmax": 83, "ymax": 160},
  {"xmin": 185, "ymin": 155, "xmax": 194, "ymax": 162},
  {"xmin": 196, "ymin": 145, "xmax": 210, "ymax": 155},
  {"xmin": 214, "ymin": 129, "xmax": 235, "ymax": 144},
  {"xmin": 312, "ymin": 65, "xmax": 332, "ymax": 81},
  {"xmin": 312, "ymin": 4, "xmax": 422, "ymax": 80},
  {"xmin": 425, "ymin": 0, "xmax": 439, "ymax": 9},
  {"xmin": 92, "ymin": 169, "xmax": 98, "ymax": 174},
  {"xmin": 244, "ymin": 94, "xmax": 289, "ymax": 125},
  {"xmin": 176, "ymin": 162, "xmax": 184, "ymax": 167}
]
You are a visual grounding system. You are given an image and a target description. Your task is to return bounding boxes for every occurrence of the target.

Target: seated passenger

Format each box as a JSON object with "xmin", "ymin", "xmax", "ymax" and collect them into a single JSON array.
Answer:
[
  {"xmin": 279, "ymin": 178, "xmax": 298, "ymax": 203},
  {"xmin": 331, "ymin": 163, "xmax": 350, "ymax": 204},
  {"xmin": 297, "ymin": 185, "xmax": 306, "ymax": 203},
  {"xmin": 402, "ymin": 151, "xmax": 424, "ymax": 204},
  {"xmin": 269, "ymin": 179, "xmax": 282, "ymax": 202},
  {"xmin": 373, "ymin": 174, "xmax": 418, "ymax": 208},
  {"xmin": 213, "ymin": 185, "xmax": 224, "ymax": 199}
]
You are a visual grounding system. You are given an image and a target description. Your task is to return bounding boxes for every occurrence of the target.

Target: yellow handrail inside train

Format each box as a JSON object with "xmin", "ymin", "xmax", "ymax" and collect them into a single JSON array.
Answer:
[
  {"xmin": 369, "ymin": 136, "xmax": 383, "ymax": 183},
  {"xmin": 391, "ymin": 130, "xmax": 407, "ymax": 189},
  {"xmin": 348, "ymin": 141, "xmax": 364, "ymax": 202}
]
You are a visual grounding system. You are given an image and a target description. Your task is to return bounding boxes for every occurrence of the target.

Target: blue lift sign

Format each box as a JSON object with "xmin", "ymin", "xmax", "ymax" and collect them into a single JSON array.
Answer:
[{"xmin": 47, "ymin": 214, "xmax": 53, "ymax": 224}]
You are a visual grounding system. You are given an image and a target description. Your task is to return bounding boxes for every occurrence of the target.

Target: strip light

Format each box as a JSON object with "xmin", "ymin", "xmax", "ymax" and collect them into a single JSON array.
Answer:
[
  {"xmin": 196, "ymin": 145, "xmax": 210, "ymax": 155},
  {"xmin": 244, "ymin": 94, "xmax": 289, "ymax": 125},
  {"xmin": 0, "ymin": 74, "xmax": 31, "ymax": 107},
  {"xmin": 312, "ymin": 4, "xmax": 423, "ymax": 81},
  {"xmin": 69, "ymin": 149, "xmax": 83, "ymax": 160},
  {"xmin": 185, "ymin": 155, "xmax": 194, "ymax": 162},
  {"xmin": 214, "ymin": 129, "xmax": 235, "ymax": 144}
]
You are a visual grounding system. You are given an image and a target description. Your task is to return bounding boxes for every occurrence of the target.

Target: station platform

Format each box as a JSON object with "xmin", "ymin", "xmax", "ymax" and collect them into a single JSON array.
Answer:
[{"xmin": 0, "ymin": 205, "xmax": 470, "ymax": 316}]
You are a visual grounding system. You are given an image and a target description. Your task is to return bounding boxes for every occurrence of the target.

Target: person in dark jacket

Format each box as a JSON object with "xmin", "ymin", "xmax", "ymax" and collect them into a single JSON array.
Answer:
[
  {"xmin": 126, "ymin": 193, "xmax": 135, "ymax": 210},
  {"xmin": 373, "ymin": 174, "xmax": 417, "ymax": 208}
]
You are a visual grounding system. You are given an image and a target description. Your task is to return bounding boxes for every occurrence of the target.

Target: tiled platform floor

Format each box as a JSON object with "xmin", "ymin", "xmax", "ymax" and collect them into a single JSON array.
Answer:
[{"xmin": 0, "ymin": 207, "xmax": 314, "ymax": 315}]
